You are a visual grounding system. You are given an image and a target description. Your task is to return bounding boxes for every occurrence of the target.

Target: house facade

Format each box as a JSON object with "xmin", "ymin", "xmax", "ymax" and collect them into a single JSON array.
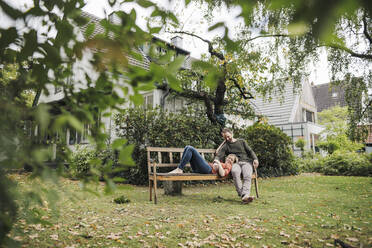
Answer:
[{"xmin": 251, "ymin": 78, "xmax": 324, "ymax": 156}]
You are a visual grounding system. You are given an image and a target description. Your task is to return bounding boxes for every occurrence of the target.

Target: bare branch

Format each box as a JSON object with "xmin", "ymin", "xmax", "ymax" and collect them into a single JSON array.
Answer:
[
  {"xmin": 168, "ymin": 30, "xmax": 225, "ymax": 60},
  {"xmin": 229, "ymin": 77, "xmax": 254, "ymax": 99},
  {"xmin": 244, "ymin": 34, "xmax": 289, "ymax": 43},
  {"xmin": 321, "ymin": 43, "xmax": 372, "ymax": 60},
  {"xmin": 362, "ymin": 14, "xmax": 372, "ymax": 45}
]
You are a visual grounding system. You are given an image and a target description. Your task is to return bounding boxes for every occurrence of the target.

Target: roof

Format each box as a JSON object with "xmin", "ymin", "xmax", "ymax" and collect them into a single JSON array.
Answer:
[
  {"xmin": 80, "ymin": 11, "xmax": 150, "ymax": 70},
  {"xmin": 312, "ymin": 82, "xmax": 346, "ymax": 112},
  {"xmin": 250, "ymin": 80, "xmax": 299, "ymax": 126}
]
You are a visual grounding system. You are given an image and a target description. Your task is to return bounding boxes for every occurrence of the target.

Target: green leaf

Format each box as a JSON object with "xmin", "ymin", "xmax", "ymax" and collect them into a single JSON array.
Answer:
[
  {"xmin": 130, "ymin": 93, "xmax": 144, "ymax": 106},
  {"xmin": 168, "ymin": 12, "xmax": 179, "ymax": 24},
  {"xmin": 149, "ymin": 26, "xmax": 162, "ymax": 34},
  {"xmin": 137, "ymin": 0, "xmax": 155, "ymax": 8},
  {"xmin": 168, "ymin": 55, "xmax": 185, "ymax": 73},
  {"xmin": 167, "ymin": 74, "xmax": 182, "ymax": 92},
  {"xmin": 35, "ymin": 104, "xmax": 51, "ymax": 132},
  {"xmin": 208, "ymin": 22, "xmax": 225, "ymax": 32},
  {"xmin": 118, "ymin": 144, "xmax": 135, "ymax": 166},
  {"xmin": 84, "ymin": 23, "xmax": 96, "ymax": 38},
  {"xmin": 112, "ymin": 138, "xmax": 128, "ymax": 149}
]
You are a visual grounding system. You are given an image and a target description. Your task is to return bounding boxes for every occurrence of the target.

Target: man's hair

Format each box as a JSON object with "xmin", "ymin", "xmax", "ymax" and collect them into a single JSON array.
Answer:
[{"xmin": 221, "ymin": 128, "xmax": 232, "ymax": 134}]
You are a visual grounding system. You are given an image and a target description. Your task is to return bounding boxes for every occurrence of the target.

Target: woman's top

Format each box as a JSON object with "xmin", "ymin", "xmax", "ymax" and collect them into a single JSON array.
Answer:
[{"xmin": 208, "ymin": 162, "xmax": 232, "ymax": 176}]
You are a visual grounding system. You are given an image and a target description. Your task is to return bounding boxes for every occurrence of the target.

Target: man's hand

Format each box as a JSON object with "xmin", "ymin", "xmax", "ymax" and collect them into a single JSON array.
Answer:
[{"xmin": 253, "ymin": 159, "xmax": 259, "ymax": 169}]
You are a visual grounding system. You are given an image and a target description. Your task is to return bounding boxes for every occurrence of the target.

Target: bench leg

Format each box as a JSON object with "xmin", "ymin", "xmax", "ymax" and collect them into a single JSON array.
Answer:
[
  {"xmin": 254, "ymin": 171, "xmax": 259, "ymax": 198},
  {"xmin": 154, "ymin": 179, "xmax": 158, "ymax": 204},
  {"xmin": 149, "ymin": 179, "xmax": 153, "ymax": 201}
]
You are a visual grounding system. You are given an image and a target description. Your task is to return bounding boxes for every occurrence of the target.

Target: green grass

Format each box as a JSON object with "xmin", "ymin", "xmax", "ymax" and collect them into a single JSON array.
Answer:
[{"xmin": 8, "ymin": 173, "xmax": 372, "ymax": 247}]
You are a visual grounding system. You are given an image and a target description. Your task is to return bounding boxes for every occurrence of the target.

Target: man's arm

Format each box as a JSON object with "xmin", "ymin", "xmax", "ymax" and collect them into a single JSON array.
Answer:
[
  {"xmin": 243, "ymin": 140, "xmax": 259, "ymax": 169},
  {"xmin": 214, "ymin": 142, "xmax": 227, "ymax": 162}
]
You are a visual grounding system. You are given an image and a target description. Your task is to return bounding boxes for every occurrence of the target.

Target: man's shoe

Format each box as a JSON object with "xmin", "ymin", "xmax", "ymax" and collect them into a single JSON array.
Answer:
[
  {"xmin": 169, "ymin": 168, "xmax": 183, "ymax": 174},
  {"xmin": 242, "ymin": 195, "xmax": 254, "ymax": 203}
]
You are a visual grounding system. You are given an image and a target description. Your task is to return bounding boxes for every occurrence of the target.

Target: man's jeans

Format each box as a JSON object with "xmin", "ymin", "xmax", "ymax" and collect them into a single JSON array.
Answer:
[
  {"xmin": 231, "ymin": 161, "xmax": 253, "ymax": 197},
  {"xmin": 178, "ymin": 146, "xmax": 212, "ymax": 174}
]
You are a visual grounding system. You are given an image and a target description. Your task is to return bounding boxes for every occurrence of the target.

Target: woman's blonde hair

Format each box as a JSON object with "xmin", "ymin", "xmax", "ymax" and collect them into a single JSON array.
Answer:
[{"xmin": 226, "ymin": 154, "xmax": 238, "ymax": 163}]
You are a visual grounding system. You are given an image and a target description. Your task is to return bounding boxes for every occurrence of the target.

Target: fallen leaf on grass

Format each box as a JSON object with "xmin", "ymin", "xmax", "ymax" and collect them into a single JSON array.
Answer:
[
  {"xmin": 280, "ymin": 231, "xmax": 290, "ymax": 238},
  {"xmin": 106, "ymin": 232, "xmax": 122, "ymax": 240},
  {"xmin": 29, "ymin": 234, "xmax": 39, "ymax": 239},
  {"xmin": 50, "ymin": 234, "xmax": 59, "ymax": 241},
  {"xmin": 330, "ymin": 234, "xmax": 339, "ymax": 239},
  {"xmin": 280, "ymin": 240, "xmax": 289, "ymax": 245},
  {"xmin": 254, "ymin": 235, "xmax": 262, "ymax": 240},
  {"xmin": 325, "ymin": 243, "xmax": 334, "ymax": 247},
  {"xmin": 346, "ymin": 237, "xmax": 359, "ymax": 242}
]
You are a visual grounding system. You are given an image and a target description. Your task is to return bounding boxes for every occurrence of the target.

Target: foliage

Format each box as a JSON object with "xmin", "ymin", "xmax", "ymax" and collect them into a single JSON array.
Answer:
[
  {"xmin": 0, "ymin": 0, "xmax": 182, "ymax": 244},
  {"xmin": 295, "ymin": 138, "xmax": 305, "ymax": 156},
  {"xmin": 113, "ymin": 195, "xmax": 130, "ymax": 204},
  {"xmin": 235, "ymin": 123, "xmax": 299, "ymax": 177},
  {"xmin": 114, "ymin": 107, "xmax": 223, "ymax": 185},
  {"xmin": 321, "ymin": 151, "xmax": 372, "ymax": 176},
  {"xmin": 317, "ymin": 106, "xmax": 364, "ymax": 154},
  {"xmin": 297, "ymin": 152, "xmax": 324, "ymax": 173}
]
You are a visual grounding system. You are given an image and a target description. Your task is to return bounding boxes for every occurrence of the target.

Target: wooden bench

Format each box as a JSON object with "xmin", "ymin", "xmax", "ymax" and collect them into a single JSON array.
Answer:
[{"xmin": 147, "ymin": 147, "xmax": 259, "ymax": 204}]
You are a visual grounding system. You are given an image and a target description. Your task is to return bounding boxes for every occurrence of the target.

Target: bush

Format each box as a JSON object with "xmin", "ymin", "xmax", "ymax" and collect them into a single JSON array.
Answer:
[
  {"xmin": 114, "ymin": 107, "xmax": 223, "ymax": 185},
  {"xmin": 297, "ymin": 152, "xmax": 324, "ymax": 173},
  {"xmin": 68, "ymin": 146, "xmax": 118, "ymax": 180},
  {"xmin": 235, "ymin": 123, "xmax": 299, "ymax": 177},
  {"xmin": 321, "ymin": 151, "xmax": 372, "ymax": 176}
]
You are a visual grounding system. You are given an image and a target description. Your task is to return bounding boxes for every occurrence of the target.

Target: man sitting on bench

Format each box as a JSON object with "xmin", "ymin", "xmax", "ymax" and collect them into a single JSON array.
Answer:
[
  {"xmin": 215, "ymin": 128, "xmax": 259, "ymax": 203},
  {"xmin": 169, "ymin": 145, "xmax": 237, "ymax": 177}
]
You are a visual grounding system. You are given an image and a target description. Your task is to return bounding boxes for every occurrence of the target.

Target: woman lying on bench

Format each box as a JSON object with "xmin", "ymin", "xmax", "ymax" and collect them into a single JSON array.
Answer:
[{"xmin": 168, "ymin": 145, "xmax": 237, "ymax": 177}]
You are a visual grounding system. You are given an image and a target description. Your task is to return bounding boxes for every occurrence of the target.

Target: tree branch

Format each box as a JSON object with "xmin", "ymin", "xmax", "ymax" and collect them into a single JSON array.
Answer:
[
  {"xmin": 362, "ymin": 14, "xmax": 372, "ymax": 45},
  {"xmin": 229, "ymin": 77, "xmax": 254, "ymax": 99},
  {"xmin": 244, "ymin": 34, "xmax": 290, "ymax": 43},
  {"xmin": 321, "ymin": 43, "xmax": 372, "ymax": 60},
  {"xmin": 168, "ymin": 30, "xmax": 225, "ymax": 60},
  {"xmin": 157, "ymin": 84, "xmax": 216, "ymax": 102}
]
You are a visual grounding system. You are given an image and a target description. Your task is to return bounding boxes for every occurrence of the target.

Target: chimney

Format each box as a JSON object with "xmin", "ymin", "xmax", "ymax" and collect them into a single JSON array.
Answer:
[{"xmin": 171, "ymin": 36, "xmax": 183, "ymax": 49}]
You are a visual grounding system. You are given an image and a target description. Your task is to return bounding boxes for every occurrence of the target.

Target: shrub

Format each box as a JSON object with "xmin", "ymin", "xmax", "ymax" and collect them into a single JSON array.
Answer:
[
  {"xmin": 114, "ymin": 107, "xmax": 223, "ymax": 185},
  {"xmin": 321, "ymin": 151, "xmax": 372, "ymax": 176},
  {"xmin": 235, "ymin": 123, "xmax": 299, "ymax": 177},
  {"xmin": 68, "ymin": 146, "xmax": 118, "ymax": 180},
  {"xmin": 297, "ymin": 152, "xmax": 324, "ymax": 173},
  {"xmin": 113, "ymin": 195, "xmax": 130, "ymax": 204}
]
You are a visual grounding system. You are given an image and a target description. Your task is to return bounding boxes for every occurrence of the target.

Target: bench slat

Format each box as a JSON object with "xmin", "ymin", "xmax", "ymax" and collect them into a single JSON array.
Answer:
[{"xmin": 147, "ymin": 147, "xmax": 215, "ymax": 153}]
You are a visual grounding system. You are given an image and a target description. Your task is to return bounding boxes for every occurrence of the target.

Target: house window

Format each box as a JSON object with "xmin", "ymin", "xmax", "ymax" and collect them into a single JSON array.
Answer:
[
  {"xmin": 303, "ymin": 109, "xmax": 315, "ymax": 123},
  {"xmin": 143, "ymin": 94, "xmax": 154, "ymax": 109},
  {"xmin": 69, "ymin": 124, "xmax": 90, "ymax": 145}
]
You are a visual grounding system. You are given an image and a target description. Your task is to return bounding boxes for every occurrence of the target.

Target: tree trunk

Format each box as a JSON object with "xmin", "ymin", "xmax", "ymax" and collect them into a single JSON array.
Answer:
[{"xmin": 163, "ymin": 181, "xmax": 182, "ymax": 195}]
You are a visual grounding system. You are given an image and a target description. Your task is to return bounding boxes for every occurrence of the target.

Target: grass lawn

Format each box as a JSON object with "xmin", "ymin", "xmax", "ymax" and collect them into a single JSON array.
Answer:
[{"xmin": 8, "ymin": 173, "xmax": 372, "ymax": 248}]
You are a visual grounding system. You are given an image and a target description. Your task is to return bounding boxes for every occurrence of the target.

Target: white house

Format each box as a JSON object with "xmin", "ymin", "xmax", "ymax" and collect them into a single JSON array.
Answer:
[{"xmin": 251, "ymin": 78, "xmax": 324, "ymax": 155}]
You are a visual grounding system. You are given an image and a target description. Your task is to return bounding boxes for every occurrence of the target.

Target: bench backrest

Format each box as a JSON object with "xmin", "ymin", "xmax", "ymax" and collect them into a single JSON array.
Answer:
[{"xmin": 146, "ymin": 147, "xmax": 216, "ymax": 172}]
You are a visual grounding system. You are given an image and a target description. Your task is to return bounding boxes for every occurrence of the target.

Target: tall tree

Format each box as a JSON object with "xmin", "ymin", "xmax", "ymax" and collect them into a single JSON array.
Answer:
[{"xmin": 189, "ymin": 0, "xmax": 371, "ymax": 139}]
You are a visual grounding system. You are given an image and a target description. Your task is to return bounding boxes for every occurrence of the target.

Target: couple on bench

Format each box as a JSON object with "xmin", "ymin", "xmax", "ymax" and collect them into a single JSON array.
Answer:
[{"xmin": 169, "ymin": 128, "xmax": 259, "ymax": 203}]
